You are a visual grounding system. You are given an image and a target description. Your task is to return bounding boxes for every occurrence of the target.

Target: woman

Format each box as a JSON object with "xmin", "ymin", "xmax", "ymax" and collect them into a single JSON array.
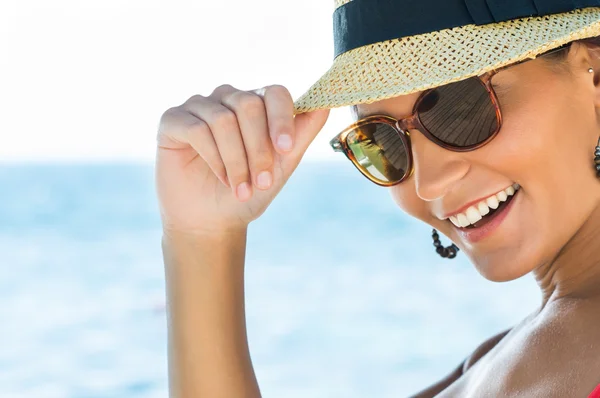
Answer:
[{"xmin": 156, "ymin": 0, "xmax": 600, "ymax": 396}]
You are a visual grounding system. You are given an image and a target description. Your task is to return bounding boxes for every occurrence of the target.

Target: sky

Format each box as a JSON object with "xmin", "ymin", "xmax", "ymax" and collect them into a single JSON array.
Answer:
[{"xmin": 1, "ymin": 0, "xmax": 351, "ymax": 162}]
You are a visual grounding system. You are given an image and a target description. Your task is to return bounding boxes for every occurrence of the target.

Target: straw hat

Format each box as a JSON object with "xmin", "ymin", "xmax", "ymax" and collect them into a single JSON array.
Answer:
[{"xmin": 293, "ymin": 0, "xmax": 600, "ymax": 114}]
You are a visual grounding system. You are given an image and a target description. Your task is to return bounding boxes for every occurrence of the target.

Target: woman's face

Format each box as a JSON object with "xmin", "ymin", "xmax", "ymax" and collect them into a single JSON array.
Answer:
[{"xmin": 355, "ymin": 43, "xmax": 600, "ymax": 281}]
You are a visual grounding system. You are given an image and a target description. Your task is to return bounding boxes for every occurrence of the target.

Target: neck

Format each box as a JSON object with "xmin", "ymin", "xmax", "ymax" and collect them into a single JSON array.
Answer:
[{"xmin": 534, "ymin": 203, "xmax": 600, "ymax": 307}]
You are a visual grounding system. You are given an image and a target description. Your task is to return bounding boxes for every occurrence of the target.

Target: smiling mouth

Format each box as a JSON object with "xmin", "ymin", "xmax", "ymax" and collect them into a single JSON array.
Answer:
[
  {"xmin": 448, "ymin": 183, "xmax": 521, "ymax": 229},
  {"xmin": 465, "ymin": 190, "xmax": 518, "ymax": 229}
]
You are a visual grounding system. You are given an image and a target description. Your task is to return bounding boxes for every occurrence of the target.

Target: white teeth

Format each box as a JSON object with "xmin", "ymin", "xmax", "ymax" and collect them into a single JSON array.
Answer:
[
  {"xmin": 486, "ymin": 195, "xmax": 499, "ymax": 209},
  {"xmin": 466, "ymin": 206, "xmax": 482, "ymax": 224},
  {"xmin": 450, "ymin": 215, "xmax": 459, "ymax": 228},
  {"xmin": 497, "ymin": 190, "xmax": 508, "ymax": 202},
  {"xmin": 447, "ymin": 183, "xmax": 520, "ymax": 228},
  {"xmin": 477, "ymin": 201, "xmax": 490, "ymax": 216},
  {"xmin": 457, "ymin": 213, "xmax": 470, "ymax": 228}
]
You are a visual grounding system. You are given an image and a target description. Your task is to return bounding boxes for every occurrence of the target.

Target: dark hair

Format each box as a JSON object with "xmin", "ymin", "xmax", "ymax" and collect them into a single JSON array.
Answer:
[
  {"xmin": 537, "ymin": 36, "xmax": 600, "ymax": 79},
  {"xmin": 546, "ymin": 36, "xmax": 600, "ymax": 62}
]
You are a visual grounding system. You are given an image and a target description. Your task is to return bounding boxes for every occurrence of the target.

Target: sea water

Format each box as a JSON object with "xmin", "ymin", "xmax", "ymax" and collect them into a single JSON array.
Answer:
[{"xmin": 0, "ymin": 162, "xmax": 539, "ymax": 398}]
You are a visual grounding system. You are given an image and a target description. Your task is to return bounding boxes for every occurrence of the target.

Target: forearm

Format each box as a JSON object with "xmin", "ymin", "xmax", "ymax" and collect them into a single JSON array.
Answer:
[{"xmin": 162, "ymin": 228, "xmax": 261, "ymax": 398}]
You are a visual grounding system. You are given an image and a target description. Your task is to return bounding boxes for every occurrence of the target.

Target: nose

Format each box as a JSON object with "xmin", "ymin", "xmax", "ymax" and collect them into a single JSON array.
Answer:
[{"xmin": 409, "ymin": 129, "xmax": 470, "ymax": 202}]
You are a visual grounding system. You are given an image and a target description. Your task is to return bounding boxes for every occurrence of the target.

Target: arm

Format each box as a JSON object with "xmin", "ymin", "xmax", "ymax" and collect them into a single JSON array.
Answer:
[
  {"xmin": 409, "ymin": 329, "xmax": 512, "ymax": 398},
  {"xmin": 156, "ymin": 84, "xmax": 329, "ymax": 397},
  {"xmin": 163, "ymin": 229, "xmax": 261, "ymax": 398}
]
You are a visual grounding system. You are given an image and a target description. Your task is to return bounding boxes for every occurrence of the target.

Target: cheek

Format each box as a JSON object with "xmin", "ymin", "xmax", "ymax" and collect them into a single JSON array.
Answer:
[
  {"xmin": 473, "ymin": 79, "xmax": 599, "ymax": 276},
  {"xmin": 492, "ymin": 80, "xmax": 581, "ymax": 183},
  {"xmin": 389, "ymin": 182, "xmax": 429, "ymax": 221},
  {"xmin": 494, "ymin": 68, "xmax": 599, "ymax": 176}
]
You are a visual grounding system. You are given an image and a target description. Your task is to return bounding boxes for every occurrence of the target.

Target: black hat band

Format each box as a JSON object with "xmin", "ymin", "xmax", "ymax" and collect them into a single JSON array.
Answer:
[{"xmin": 333, "ymin": 0, "xmax": 600, "ymax": 58}]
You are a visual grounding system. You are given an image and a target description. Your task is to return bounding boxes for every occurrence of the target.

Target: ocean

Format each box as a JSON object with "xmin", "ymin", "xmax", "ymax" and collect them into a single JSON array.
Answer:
[{"xmin": 0, "ymin": 162, "xmax": 540, "ymax": 398}]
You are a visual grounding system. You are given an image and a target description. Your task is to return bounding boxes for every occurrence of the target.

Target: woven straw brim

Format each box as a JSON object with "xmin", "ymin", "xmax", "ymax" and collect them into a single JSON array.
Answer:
[{"xmin": 293, "ymin": 8, "xmax": 600, "ymax": 114}]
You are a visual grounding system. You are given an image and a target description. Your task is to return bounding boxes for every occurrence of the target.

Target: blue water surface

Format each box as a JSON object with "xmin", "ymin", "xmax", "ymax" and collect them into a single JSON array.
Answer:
[{"xmin": 0, "ymin": 162, "xmax": 539, "ymax": 398}]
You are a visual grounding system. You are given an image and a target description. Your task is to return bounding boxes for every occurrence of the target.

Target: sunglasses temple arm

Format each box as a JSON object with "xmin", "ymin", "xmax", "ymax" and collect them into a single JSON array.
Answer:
[{"xmin": 330, "ymin": 138, "xmax": 344, "ymax": 152}]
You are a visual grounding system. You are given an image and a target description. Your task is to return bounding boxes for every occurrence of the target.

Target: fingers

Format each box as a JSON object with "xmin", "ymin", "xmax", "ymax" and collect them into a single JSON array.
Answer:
[
  {"xmin": 160, "ymin": 107, "xmax": 229, "ymax": 187},
  {"xmin": 160, "ymin": 84, "xmax": 321, "ymax": 203},
  {"xmin": 184, "ymin": 93, "xmax": 252, "ymax": 201},
  {"xmin": 256, "ymin": 85, "xmax": 295, "ymax": 154},
  {"xmin": 221, "ymin": 89, "xmax": 274, "ymax": 191}
]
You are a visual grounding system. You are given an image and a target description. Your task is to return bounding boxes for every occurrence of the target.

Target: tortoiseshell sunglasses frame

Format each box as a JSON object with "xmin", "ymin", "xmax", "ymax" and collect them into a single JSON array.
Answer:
[{"xmin": 329, "ymin": 43, "xmax": 573, "ymax": 187}]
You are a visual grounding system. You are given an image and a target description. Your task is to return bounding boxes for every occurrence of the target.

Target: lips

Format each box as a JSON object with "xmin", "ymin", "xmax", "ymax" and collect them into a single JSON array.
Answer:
[
  {"xmin": 452, "ymin": 188, "xmax": 521, "ymax": 244},
  {"xmin": 447, "ymin": 183, "xmax": 520, "ymax": 228}
]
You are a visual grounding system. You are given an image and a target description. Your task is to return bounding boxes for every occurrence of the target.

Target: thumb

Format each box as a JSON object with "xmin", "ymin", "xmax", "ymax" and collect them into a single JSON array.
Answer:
[
  {"xmin": 278, "ymin": 108, "xmax": 330, "ymax": 174},
  {"xmin": 291, "ymin": 108, "xmax": 330, "ymax": 155}
]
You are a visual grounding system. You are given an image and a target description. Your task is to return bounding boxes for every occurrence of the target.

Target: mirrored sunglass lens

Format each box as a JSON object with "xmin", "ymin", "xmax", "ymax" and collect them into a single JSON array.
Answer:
[
  {"xmin": 418, "ymin": 78, "xmax": 498, "ymax": 147},
  {"xmin": 346, "ymin": 122, "xmax": 408, "ymax": 183}
]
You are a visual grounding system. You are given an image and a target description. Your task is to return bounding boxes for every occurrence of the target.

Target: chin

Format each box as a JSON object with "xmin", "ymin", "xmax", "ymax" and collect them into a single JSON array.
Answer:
[{"xmin": 467, "ymin": 243, "xmax": 543, "ymax": 283}]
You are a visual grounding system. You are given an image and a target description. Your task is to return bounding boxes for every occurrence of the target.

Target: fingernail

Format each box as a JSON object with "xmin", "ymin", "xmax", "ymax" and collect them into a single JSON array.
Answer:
[
  {"xmin": 236, "ymin": 182, "xmax": 251, "ymax": 201},
  {"xmin": 277, "ymin": 134, "xmax": 293, "ymax": 152},
  {"xmin": 256, "ymin": 171, "xmax": 272, "ymax": 189}
]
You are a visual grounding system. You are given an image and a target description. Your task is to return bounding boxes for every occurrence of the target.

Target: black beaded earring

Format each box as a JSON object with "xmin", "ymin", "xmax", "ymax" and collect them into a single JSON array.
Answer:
[
  {"xmin": 594, "ymin": 137, "xmax": 600, "ymax": 177},
  {"xmin": 432, "ymin": 229, "xmax": 459, "ymax": 259}
]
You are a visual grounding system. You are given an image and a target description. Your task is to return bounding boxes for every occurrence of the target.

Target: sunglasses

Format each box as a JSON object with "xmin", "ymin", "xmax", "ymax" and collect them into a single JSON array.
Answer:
[{"xmin": 329, "ymin": 44, "xmax": 572, "ymax": 187}]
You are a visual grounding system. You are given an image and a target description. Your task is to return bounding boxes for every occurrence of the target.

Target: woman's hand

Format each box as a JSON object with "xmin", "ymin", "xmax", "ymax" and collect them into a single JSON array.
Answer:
[{"xmin": 156, "ymin": 84, "xmax": 329, "ymax": 235}]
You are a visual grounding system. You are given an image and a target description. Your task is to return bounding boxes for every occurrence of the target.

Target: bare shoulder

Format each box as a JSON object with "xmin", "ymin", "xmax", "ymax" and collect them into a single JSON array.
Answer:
[
  {"xmin": 408, "ymin": 328, "xmax": 511, "ymax": 398},
  {"xmin": 462, "ymin": 328, "xmax": 512, "ymax": 372},
  {"xmin": 535, "ymin": 298, "xmax": 600, "ymax": 394},
  {"xmin": 409, "ymin": 300, "xmax": 600, "ymax": 398}
]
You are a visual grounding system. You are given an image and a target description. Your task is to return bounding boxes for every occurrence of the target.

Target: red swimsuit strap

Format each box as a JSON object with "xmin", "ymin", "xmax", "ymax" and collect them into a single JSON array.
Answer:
[{"xmin": 588, "ymin": 383, "xmax": 600, "ymax": 398}]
